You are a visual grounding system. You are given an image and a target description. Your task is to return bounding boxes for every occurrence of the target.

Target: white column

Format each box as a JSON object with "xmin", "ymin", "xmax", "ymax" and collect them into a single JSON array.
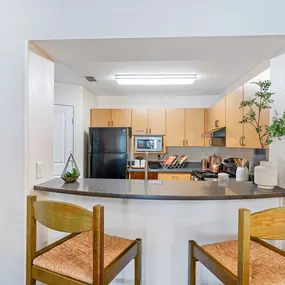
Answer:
[{"xmin": 270, "ymin": 54, "xmax": 285, "ymax": 188}]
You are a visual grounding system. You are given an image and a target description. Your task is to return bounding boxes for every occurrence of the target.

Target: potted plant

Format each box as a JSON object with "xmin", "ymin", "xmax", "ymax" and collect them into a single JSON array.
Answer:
[
  {"xmin": 239, "ymin": 79, "xmax": 285, "ymax": 177},
  {"xmin": 61, "ymin": 153, "xmax": 80, "ymax": 183},
  {"xmin": 62, "ymin": 167, "xmax": 80, "ymax": 183}
]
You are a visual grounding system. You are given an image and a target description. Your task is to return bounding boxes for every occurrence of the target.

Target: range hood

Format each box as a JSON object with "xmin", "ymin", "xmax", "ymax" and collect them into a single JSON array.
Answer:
[
  {"xmin": 203, "ymin": 127, "xmax": 226, "ymax": 138},
  {"xmin": 203, "ymin": 127, "xmax": 226, "ymax": 147}
]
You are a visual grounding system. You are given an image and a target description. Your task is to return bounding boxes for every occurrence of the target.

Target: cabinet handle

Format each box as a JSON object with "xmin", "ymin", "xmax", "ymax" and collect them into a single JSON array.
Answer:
[
  {"xmin": 209, "ymin": 138, "xmax": 212, "ymax": 146},
  {"xmin": 108, "ymin": 121, "xmax": 110, "ymax": 126},
  {"xmin": 172, "ymin": 176, "xmax": 179, "ymax": 180},
  {"xmin": 183, "ymin": 140, "xmax": 185, "ymax": 146},
  {"xmin": 146, "ymin": 128, "xmax": 148, "ymax": 134},
  {"xmin": 149, "ymin": 128, "xmax": 151, "ymax": 134},
  {"xmin": 112, "ymin": 121, "xmax": 114, "ymax": 126},
  {"xmin": 242, "ymin": 136, "xmax": 246, "ymax": 146},
  {"xmin": 215, "ymin": 120, "xmax": 219, "ymax": 128},
  {"xmin": 186, "ymin": 140, "xmax": 188, "ymax": 146},
  {"xmin": 239, "ymin": 136, "xmax": 243, "ymax": 146}
]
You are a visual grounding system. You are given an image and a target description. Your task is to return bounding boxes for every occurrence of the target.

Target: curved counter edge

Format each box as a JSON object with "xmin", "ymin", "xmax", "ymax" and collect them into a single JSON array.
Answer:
[{"xmin": 34, "ymin": 178, "xmax": 285, "ymax": 201}]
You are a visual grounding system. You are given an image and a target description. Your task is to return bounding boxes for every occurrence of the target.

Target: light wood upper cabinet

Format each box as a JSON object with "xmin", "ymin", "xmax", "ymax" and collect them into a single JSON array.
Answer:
[
  {"xmin": 166, "ymin": 109, "xmax": 185, "ymax": 146},
  {"xmin": 148, "ymin": 109, "xmax": 166, "ymax": 135},
  {"xmin": 111, "ymin": 109, "xmax": 131, "ymax": 127},
  {"xmin": 90, "ymin": 109, "xmax": 131, "ymax": 127},
  {"xmin": 90, "ymin": 109, "xmax": 112, "ymax": 127},
  {"xmin": 132, "ymin": 109, "xmax": 166, "ymax": 135},
  {"xmin": 226, "ymin": 87, "xmax": 244, "ymax": 147},
  {"xmin": 131, "ymin": 109, "xmax": 149, "ymax": 134},
  {"xmin": 205, "ymin": 97, "xmax": 226, "ymax": 131},
  {"xmin": 212, "ymin": 97, "xmax": 226, "ymax": 128},
  {"xmin": 185, "ymin": 109, "xmax": 205, "ymax": 146},
  {"xmin": 205, "ymin": 108, "xmax": 214, "ymax": 131},
  {"xmin": 243, "ymin": 81, "xmax": 269, "ymax": 148}
]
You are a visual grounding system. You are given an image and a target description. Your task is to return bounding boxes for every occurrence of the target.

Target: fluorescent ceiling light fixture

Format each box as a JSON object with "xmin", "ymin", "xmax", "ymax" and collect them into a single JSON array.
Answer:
[{"xmin": 115, "ymin": 74, "xmax": 197, "ymax": 85}]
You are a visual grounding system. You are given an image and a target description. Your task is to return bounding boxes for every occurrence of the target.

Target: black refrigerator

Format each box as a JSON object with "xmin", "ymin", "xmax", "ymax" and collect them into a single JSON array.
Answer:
[{"xmin": 88, "ymin": 127, "xmax": 130, "ymax": 179}]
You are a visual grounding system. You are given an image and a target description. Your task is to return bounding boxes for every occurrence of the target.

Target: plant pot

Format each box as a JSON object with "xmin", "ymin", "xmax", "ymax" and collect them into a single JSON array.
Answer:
[{"xmin": 249, "ymin": 148, "xmax": 267, "ymax": 180}]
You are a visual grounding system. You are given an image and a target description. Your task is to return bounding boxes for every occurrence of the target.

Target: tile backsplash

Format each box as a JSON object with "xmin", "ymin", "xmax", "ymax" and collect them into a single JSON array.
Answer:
[
  {"xmin": 134, "ymin": 147, "xmax": 268, "ymax": 163},
  {"xmin": 167, "ymin": 146, "xmax": 268, "ymax": 162}
]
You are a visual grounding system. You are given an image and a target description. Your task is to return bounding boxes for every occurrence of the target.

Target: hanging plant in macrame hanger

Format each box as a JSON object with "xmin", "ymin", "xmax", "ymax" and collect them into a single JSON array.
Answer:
[{"xmin": 61, "ymin": 153, "xmax": 80, "ymax": 183}]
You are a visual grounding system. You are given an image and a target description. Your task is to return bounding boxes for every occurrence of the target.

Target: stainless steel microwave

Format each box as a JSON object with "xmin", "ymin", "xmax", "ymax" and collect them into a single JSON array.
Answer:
[{"xmin": 134, "ymin": 136, "xmax": 163, "ymax": 152}]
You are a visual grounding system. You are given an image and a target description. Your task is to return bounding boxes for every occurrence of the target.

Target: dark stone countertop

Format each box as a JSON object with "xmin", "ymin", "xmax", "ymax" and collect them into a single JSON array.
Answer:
[
  {"xmin": 34, "ymin": 178, "xmax": 285, "ymax": 201},
  {"xmin": 128, "ymin": 162, "xmax": 201, "ymax": 173}
]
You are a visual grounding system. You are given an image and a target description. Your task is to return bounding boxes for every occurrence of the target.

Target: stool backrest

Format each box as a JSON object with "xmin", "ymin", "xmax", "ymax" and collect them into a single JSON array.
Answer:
[
  {"xmin": 238, "ymin": 207, "xmax": 285, "ymax": 285},
  {"xmin": 251, "ymin": 207, "xmax": 285, "ymax": 240},
  {"xmin": 27, "ymin": 195, "xmax": 105, "ymax": 284},
  {"xmin": 33, "ymin": 200, "xmax": 93, "ymax": 233}
]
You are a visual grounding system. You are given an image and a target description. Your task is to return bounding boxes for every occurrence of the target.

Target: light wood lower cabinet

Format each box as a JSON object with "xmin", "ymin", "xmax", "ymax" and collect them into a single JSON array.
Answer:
[
  {"xmin": 158, "ymin": 173, "xmax": 192, "ymax": 180},
  {"xmin": 128, "ymin": 172, "xmax": 158, "ymax": 180},
  {"xmin": 166, "ymin": 109, "xmax": 185, "ymax": 146}
]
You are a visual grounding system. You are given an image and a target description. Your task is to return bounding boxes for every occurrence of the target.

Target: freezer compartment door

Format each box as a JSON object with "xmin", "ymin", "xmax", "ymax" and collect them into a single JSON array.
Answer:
[
  {"xmin": 89, "ymin": 154, "xmax": 127, "ymax": 179},
  {"xmin": 89, "ymin": 128, "xmax": 128, "ymax": 154}
]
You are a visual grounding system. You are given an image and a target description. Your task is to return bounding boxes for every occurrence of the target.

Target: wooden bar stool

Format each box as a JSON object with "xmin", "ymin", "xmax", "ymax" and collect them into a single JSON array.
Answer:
[
  {"xmin": 189, "ymin": 207, "xmax": 285, "ymax": 285},
  {"xmin": 26, "ymin": 195, "xmax": 142, "ymax": 285}
]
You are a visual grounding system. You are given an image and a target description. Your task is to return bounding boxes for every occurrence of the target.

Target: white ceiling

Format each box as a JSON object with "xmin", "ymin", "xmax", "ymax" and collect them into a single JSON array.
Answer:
[{"xmin": 34, "ymin": 36, "xmax": 285, "ymax": 97}]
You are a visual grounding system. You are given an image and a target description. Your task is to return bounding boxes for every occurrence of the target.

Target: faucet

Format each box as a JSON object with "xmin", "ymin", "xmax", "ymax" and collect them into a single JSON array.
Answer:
[{"xmin": 144, "ymin": 152, "xmax": 148, "ymax": 180}]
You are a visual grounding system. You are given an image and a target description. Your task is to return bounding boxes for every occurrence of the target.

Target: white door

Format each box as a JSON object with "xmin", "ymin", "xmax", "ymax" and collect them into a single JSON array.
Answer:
[{"xmin": 53, "ymin": 105, "xmax": 74, "ymax": 176}]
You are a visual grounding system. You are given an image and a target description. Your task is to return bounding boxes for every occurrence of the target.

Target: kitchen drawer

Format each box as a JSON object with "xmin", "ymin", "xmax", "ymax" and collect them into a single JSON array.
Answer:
[
  {"xmin": 158, "ymin": 173, "xmax": 192, "ymax": 181},
  {"xmin": 129, "ymin": 172, "xmax": 158, "ymax": 180}
]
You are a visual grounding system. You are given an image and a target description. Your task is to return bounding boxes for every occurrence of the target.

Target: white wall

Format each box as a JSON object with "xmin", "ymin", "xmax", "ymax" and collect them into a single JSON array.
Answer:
[
  {"xmin": 270, "ymin": 54, "xmax": 285, "ymax": 188},
  {"xmin": 96, "ymin": 95, "xmax": 220, "ymax": 109},
  {"xmin": 27, "ymin": 52, "xmax": 54, "ymax": 191},
  {"xmin": 83, "ymin": 88, "xmax": 97, "ymax": 176},
  {"xmin": 2, "ymin": 1, "xmax": 285, "ymax": 284}
]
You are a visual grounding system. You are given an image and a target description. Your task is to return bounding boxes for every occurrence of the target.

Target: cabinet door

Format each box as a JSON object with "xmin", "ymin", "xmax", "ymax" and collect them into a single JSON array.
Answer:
[
  {"xmin": 148, "ymin": 109, "xmax": 166, "ymax": 135},
  {"xmin": 166, "ymin": 109, "xmax": 185, "ymax": 146},
  {"xmin": 205, "ymin": 108, "xmax": 215, "ymax": 131},
  {"xmin": 158, "ymin": 173, "xmax": 191, "ymax": 180},
  {"xmin": 132, "ymin": 109, "xmax": 149, "ymax": 135},
  {"xmin": 226, "ymin": 87, "xmax": 244, "ymax": 147},
  {"xmin": 111, "ymin": 109, "xmax": 131, "ymax": 127},
  {"xmin": 243, "ymin": 82, "xmax": 269, "ymax": 148},
  {"xmin": 90, "ymin": 109, "xmax": 112, "ymax": 127},
  {"xmin": 185, "ymin": 109, "xmax": 205, "ymax": 146},
  {"xmin": 213, "ymin": 97, "xmax": 226, "ymax": 128},
  {"xmin": 129, "ymin": 172, "xmax": 158, "ymax": 180}
]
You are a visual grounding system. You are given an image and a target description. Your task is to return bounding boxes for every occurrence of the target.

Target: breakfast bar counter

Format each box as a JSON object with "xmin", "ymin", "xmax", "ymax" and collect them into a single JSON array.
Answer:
[
  {"xmin": 35, "ymin": 178, "xmax": 285, "ymax": 200},
  {"xmin": 34, "ymin": 178, "xmax": 285, "ymax": 285}
]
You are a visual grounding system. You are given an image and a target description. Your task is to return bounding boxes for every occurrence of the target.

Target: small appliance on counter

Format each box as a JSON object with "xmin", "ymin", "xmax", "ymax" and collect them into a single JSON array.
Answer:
[{"xmin": 131, "ymin": 156, "xmax": 146, "ymax": 169}]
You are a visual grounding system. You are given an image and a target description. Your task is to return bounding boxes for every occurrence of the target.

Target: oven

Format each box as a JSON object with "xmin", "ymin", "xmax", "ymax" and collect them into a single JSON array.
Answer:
[{"xmin": 134, "ymin": 136, "xmax": 163, "ymax": 152}]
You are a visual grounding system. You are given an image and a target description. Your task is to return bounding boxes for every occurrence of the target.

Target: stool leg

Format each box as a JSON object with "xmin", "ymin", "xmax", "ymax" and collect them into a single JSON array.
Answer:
[
  {"xmin": 135, "ymin": 239, "xmax": 142, "ymax": 285},
  {"xmin": 189, "ymin": 241, "xmax": 196, "ymax": 285}
]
